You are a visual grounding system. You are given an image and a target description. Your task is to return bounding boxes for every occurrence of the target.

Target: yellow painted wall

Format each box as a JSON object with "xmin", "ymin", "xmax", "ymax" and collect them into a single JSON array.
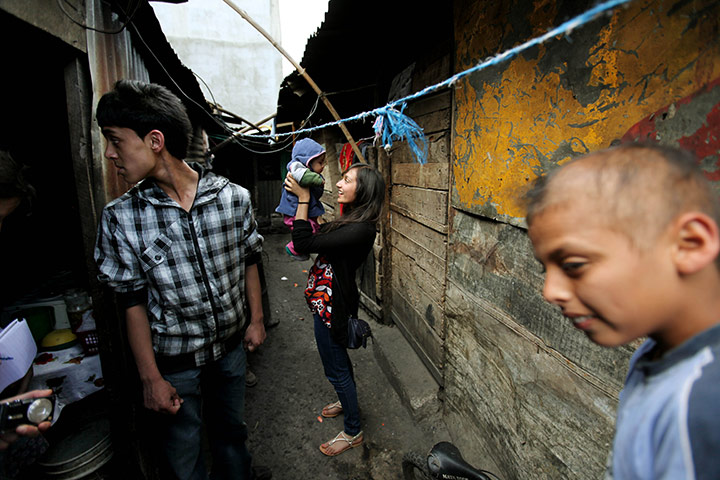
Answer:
[{"xmin": 453, "ymin": 0, "xmax": 720, "ymax": 224}]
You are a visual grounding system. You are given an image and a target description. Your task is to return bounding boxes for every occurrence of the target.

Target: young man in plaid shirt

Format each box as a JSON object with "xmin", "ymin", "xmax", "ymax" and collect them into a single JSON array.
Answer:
[{"xmin": 94, "ymin": 80, "xmax": 267, "ymax": 480}]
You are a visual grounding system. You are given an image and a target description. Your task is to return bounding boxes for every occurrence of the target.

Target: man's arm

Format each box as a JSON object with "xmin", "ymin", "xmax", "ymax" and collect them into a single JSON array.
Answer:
[
  {"xmin": 243, "ymin": 263, "xmax": 266, "ymax": 352},
  {"xmin": 126, "ymin": 304, "xmax": 182, "ymax": 414}
]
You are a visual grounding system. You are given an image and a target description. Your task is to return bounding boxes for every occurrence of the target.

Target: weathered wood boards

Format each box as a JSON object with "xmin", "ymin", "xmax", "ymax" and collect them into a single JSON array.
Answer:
[
  {"xmin": 388, "ymin": 68, "xmax": 452, "ymax": 385},
  {"xmin": 445, "ymin": 280, "xmax": 618, "ymax": 479}
]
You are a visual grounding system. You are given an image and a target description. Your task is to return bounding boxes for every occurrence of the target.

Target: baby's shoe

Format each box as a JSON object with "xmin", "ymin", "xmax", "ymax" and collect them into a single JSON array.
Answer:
[{"xmin": 285, "ymin": 244, "xmax": 310, "ymax": 261}]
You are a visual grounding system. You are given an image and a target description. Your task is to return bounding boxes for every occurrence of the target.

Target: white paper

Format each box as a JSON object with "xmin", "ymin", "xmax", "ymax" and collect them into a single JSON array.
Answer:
[{"xmin": 0, "ymin": 319, "xmax": 37, "ymax": 393}]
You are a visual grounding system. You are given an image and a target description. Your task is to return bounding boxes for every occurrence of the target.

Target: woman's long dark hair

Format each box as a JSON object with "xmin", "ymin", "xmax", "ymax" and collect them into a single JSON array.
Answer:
[{"xmin": 322, "ymin": 163, "xmax": 385, "ymax": 232}]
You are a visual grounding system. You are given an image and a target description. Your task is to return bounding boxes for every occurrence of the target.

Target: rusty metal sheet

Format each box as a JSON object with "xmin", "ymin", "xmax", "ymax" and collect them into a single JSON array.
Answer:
[{"xmin": 86, "ymin": 0, "xmax": 151, "ymax": 204}]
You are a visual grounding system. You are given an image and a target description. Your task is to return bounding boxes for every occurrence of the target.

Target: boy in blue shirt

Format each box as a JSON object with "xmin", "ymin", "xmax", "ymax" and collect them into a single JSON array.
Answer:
[{"xmin": 526, "ymin": 143, "xmax": 720, "ymax": 479}]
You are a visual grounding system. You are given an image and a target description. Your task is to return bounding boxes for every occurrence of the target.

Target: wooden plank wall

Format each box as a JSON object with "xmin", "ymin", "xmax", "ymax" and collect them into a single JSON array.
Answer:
[
  {"xmin": 358, "ymin": 147, "xmax": 383, "ymax": 319},
  {"xmin": 389, "ymin": 52, "xmax": 452, "ymax": 385},
  {"xmin": 320, "ymin": 131, "xmax": 341, "ymax": 223},
  {"xmin": 444, "ymin": 210, "xmax": 627, "ymax": 479}
]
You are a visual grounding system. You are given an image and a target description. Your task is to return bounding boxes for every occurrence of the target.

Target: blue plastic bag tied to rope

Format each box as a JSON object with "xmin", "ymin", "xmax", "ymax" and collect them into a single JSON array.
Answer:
[{"xmin": 373, "ymin": 104, "xmax": 428, "ymax": 164}]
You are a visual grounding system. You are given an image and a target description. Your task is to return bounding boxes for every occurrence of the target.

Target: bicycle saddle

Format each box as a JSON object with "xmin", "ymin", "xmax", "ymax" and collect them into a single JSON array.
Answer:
[{"xmin": 427, "ymin": 442, "xmax": 492, "ymax": 480}]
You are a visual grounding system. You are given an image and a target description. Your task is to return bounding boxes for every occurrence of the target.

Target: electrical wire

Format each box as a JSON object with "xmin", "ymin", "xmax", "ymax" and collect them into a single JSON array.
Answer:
[
  {"xmin": 209, "ymin": 88, "xmax": 324, "ymax": 155},
  {"xmin": 59, "ymin": 0, "xmax": 319, "ymax": 158},
  {"xmin": 56, "ymin": 0, "xmax": 143, "ymax": 34},
  {"xmin": 211, "ymin": 131, "xmax": 295, "ymax": 149},
  {"xmin": 128, "ymin": 20, "xmax": 237, "ymax": 137},
  {"xmin": 297, "ymin": 95, "xmax": 321, "ymax": 130},
  {"xmin": 213, "ymin": 134, "xmax": 295, "ymax": 155},
  {"xmin": 193, "ymin": 71, "xmax": 219, "ymax": 112},
  {"xmin": 235, "ymin": 134, "xmax": 277, "ymax": 145},
  {"xmin": 232, "ymin": 91, "xmax": 324, "ymax": 143},
  {"xmin": 234, "ymin": 141, "xmax": 293, "ymax": 155},
  {"xmin": 115, "ymin": 3, "xmax": 324, "ymax": 156},
  {"xmin": 129, "ymin": 17, "xmax": 299, "ymax": 156},
  {"xmin": 208, "ymin": 130, "xmax": 295, "ymax": 151}
]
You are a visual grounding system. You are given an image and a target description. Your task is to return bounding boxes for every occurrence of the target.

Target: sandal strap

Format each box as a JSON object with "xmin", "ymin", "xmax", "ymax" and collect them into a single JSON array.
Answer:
[{"xmin": 327, "ymin": 430, "xmax": 363, "ymax": 446}]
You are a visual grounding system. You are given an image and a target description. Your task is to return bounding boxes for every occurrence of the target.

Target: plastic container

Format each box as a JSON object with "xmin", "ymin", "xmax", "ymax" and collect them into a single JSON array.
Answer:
[
  {"xmin": 40, "ymin": 329, "xmax": 78, "ymax": 351},
  {"xmin": 63, "ymin": 291, "xmax": 91, "ymax": 333}
]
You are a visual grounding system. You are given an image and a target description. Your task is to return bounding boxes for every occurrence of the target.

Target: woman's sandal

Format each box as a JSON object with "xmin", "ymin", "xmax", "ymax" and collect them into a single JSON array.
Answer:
[
  {"xmin": 319, "ymin": 430, "xmax": 363, "ymax": 457},
  {"xmin": 321, "ymin": 400, "xmax": 343, "ymax": 418}
]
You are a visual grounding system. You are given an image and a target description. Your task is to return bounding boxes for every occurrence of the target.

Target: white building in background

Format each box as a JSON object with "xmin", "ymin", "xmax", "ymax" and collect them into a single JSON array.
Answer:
[{"xmin": 151, "ymin": 0, "xmax": 283, "ymax": 125}]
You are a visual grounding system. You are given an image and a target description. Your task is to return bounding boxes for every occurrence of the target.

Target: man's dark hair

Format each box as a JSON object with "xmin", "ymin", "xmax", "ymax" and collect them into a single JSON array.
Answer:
[{"xmin": 96, "ymin": 80, "xmax": 193, "ymax": 160}]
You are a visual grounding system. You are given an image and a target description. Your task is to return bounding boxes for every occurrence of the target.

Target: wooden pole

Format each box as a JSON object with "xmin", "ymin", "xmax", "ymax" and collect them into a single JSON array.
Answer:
[
  {"xmin": 238, "ymin": 113, "xmax": 276, "ymax": 134},
  {"xmin": 210, "ymin": 112, "xmax": 277, "ymax": 155},
  {"xmin": 213, "ymin": 106, "xmax": 265, "ymax": 132},
  {"xmin": 222, "ymin": 0, "xmax": 366, "ymax": 163}
]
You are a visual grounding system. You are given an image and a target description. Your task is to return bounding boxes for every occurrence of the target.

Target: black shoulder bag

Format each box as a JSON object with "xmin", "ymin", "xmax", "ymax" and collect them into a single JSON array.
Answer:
[
  {"xmin": 347, "ymin": 316, "xmax": 373, "ymax": 349},
  {"xmin": 333, "ymin": 266, "xmax": 373, "ymax": 349}
]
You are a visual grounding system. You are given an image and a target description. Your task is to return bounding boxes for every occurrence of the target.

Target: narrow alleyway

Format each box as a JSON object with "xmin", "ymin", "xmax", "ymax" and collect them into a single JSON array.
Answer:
[{"xmin": 245, "ymin": 231, "xmax": 441, "ymax": 480}]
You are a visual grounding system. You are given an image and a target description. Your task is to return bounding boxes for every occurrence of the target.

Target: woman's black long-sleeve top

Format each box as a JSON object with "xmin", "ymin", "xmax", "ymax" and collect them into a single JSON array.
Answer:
[{"xmin": 292, "ymin": 218, "xmax": 376, "ymax": 347}]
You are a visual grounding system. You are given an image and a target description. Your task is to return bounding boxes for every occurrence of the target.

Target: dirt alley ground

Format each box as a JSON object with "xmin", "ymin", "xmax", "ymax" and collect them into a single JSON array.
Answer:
[{"xmin": 244, "ymin": 231, "xmax": 447, "ymax": 480}]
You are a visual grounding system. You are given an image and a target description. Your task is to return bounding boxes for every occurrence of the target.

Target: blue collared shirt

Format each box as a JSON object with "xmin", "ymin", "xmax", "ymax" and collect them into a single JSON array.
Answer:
[{"xmin": 610, "ymin": 324, "xmax": 720, "ymax": 479}]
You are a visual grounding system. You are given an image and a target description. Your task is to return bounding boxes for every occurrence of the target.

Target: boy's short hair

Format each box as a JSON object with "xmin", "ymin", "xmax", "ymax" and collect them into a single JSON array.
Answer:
[
  {"xmin": 525, "ymin": 143, "xmax": 720, "ymax": 249},
  {"xmin": 96, "ymin": 80, "xmax": 193, "ymax": 160}
]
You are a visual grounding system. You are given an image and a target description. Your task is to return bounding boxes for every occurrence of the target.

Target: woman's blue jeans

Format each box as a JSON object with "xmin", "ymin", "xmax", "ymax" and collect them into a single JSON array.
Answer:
[
  {"xmin": 158, "ymin": 344, "xmax": 252, "ymax": 480},
  {"xmin": 314, "ymin": 313, "xmax": 361, "ymax": 435}
]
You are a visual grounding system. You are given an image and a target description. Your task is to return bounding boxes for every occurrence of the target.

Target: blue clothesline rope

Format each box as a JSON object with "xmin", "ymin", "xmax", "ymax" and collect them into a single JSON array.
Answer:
[{"xmin": 242, "ymin": 0, "xmax": 634, "ymax": 163}]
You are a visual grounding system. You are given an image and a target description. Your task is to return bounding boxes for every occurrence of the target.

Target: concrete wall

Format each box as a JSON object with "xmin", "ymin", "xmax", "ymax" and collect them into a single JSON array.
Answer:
[
  {"xmin": 152, "ymin": 1, "xmax": 283, "ymax": 123},
  {"xmin": 445, "ymin": 0, "xmax": 720, "ymax": 478}
]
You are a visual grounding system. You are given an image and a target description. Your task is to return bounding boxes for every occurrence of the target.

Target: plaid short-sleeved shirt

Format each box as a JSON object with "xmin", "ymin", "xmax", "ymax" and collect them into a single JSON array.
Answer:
[{"xmin": 94, "ymin": 163, "xmax": 263, "ymax": 367}]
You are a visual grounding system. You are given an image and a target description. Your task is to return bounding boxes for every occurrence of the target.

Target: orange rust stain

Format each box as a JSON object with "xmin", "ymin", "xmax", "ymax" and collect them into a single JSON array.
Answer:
[{"xmin": 453, "ymin": 0, "xmax": 720, "ymax": 220}]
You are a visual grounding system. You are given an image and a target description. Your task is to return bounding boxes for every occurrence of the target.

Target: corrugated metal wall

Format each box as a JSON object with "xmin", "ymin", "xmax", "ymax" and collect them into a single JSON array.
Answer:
[{"xmin": 86, "ymin": 0, "xmax": 150, "ymax": 205}]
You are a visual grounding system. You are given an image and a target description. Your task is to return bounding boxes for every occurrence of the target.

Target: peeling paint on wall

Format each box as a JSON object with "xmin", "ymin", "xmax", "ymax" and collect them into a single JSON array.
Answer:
[
  {"xmin": 622, "ymin": 76, "xmax": 720, "ymax": 178},
  {"xmin": 453, "ymin": 0, "xmax": 720, "ymax": 224}
]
